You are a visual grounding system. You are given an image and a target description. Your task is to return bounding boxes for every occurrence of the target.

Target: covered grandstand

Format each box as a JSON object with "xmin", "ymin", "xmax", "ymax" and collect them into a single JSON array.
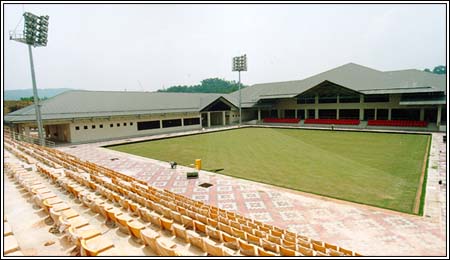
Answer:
[{"xmin": 4, "ymin": 62, "xmax": 447, "ymax": 144}]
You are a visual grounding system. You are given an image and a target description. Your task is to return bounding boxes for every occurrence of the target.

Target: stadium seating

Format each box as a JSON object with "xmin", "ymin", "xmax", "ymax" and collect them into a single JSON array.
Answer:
[
  {"xmin": 4, "ymin": 134, "xmax": 363, "ymax": 257},
  {"xmin": 304, "ymin": 119, "xmax": 360, "ymax": 125},
  {"xmin": 263, "ymin": 118, "xmax": 300, "ymax": 124},
  {"xmin": 367, "ymin": 120, "xmax": 428, "ymax": 127}
]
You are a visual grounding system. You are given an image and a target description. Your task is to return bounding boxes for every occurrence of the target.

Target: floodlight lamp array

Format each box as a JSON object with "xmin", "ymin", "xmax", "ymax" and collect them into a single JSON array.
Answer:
[
  {"xmin": 23, "ymin": 12, "xmax": 49, "ymax": 46},
  {"xmin": 232, "ymin": 54, "xmax": 247, "ymax": 71}
]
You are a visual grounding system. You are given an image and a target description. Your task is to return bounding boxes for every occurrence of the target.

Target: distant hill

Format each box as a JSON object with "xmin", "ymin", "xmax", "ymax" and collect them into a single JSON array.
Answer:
[
  {"xmin": 5, "ymin": 88, "xmax": 73, "ymax": 100},
  {"xmin": 157, "ymin": 78, "xmax": 247, "ymax": 94}
]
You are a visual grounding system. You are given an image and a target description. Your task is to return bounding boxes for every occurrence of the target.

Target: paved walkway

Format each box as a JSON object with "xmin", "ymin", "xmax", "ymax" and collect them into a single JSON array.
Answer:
[{"xmin": 57, "ymin": 126, "xmax": 447, "ymax": 256}]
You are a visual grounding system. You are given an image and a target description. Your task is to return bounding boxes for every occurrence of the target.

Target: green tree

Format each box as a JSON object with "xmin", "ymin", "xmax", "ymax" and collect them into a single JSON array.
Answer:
[
  {"xmin": 423, "ymin": 66, "xmax": 446, "ymax": 74},
  {"xmin": 432, "ymin": 65, "xmax": 446, "ymax": 75},
  {"xmin": 158, "ymin": 78, "xmax": 246, "ymax": 93},
  {"xmin": 20, "ymin": 96, "xmax": 48, "ymax": 101}
]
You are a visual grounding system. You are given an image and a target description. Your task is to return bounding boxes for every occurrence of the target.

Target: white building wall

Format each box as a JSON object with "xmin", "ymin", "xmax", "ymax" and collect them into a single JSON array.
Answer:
[{"xmin": 69, "ymin": 112, "xmax": 202, "ymax": 143}]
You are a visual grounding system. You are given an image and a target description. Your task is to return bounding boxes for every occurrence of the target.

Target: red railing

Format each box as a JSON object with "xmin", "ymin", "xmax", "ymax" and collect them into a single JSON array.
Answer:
[
  {"xmin": 367, "ymin": 120, "xmax": 428, "ymax": 127},
  {"xmin": 304, "ymin": 119, "xmax": 360, "ymax": 125},
  {"xmin": 263, "ymin": 118, "xmax": 301, "ymax": 124}
]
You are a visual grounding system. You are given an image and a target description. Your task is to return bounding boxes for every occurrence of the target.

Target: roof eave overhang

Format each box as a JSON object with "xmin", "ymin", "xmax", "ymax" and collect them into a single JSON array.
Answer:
[
  {"xmin": 200, "ymin": 96, "xmax": 238, "ymax": 112},
  {"xmin": 294, "ymin": 80, "xmax": 363, "ymax": 98}
]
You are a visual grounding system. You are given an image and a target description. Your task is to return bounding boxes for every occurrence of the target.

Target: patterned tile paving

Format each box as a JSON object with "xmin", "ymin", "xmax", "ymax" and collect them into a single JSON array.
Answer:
[{"xmin": 57, "ymin": 129, "xmax": 447, "ymax": 256}]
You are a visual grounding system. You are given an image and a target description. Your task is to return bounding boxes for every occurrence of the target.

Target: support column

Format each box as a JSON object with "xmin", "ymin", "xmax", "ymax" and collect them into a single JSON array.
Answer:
[
  {"xmin": 258, "ymin": 109, "xmax": 261, "ymax": 121},
  {"xmin": 207, "ymin": 112, "xmax": 211, "ymax": 128},
  {"xmin": 437, "ymin": 105, "xmax": 442, "ymax": 128},
  {"xmin": 24, "ymin": 126, "xmax": 30, "ymax": 136},
  {"xmin": 181, "ymin": 117, "xmax": 184, "ymax": 126},
  {"xmin": 294, "ymin": 109, "xmax": 298, "ymax": 119},
  {"xmin": 420, "ymin": 108, "xmax": 424, "ymax": 121},
  {"xmin": 315, "ymin": 108, "xmax": 318, "ymax": 119},
  {"xmin": 277, "ymin": 109, "xmax": 281, "ymax": 118},
  {"xmin": 374, "ymin": 109, "xmax": 378, "ymax": 120},
  {"xmin": 336, "ymin": 109, "xmax": 340, "ymax": 120},
  {"xmin": 388, "ymin": 109, "xmax": 392, "ymax": 120},
  {"xmin": 222, "ymin": 111, "xmax": 226, "ymax": 126},
  {"xmin": 359, "ymin": 109, "xmax": 364, "ymax": 120}
]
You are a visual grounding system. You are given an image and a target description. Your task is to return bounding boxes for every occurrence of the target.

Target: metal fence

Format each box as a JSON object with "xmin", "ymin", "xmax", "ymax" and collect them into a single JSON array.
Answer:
[{"xmin": 8, "ymin": 130, "xmax": 56, "ymax": 148}]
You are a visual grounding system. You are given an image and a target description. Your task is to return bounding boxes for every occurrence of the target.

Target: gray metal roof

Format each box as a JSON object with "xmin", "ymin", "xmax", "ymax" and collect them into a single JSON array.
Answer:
[
  {"xmin": 5, "ymin": 90, "xmax": 237, "ymax": 123},
  {"xmin": 5, "ymin": 63, "xmax": 445, "ymax": 124},
  {"xmin": 232, "ymin": 63, "xmax": 446, "ymax": 107}
]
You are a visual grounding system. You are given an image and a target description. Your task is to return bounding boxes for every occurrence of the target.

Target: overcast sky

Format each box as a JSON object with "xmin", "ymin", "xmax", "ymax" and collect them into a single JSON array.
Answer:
[{"xmin": 3, "ymin": 3, "xmax": 446, "ymax": 92}]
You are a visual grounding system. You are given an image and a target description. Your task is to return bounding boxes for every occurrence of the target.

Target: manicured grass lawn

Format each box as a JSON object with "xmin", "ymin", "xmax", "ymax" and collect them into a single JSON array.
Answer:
[{"xmin": 107, "ymin": 128, "xmax": 429, "ymax": 214}]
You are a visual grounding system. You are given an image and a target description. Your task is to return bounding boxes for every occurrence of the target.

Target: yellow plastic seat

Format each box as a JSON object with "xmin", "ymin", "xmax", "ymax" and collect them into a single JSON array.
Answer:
[
  {"xmin": 172, "ymin": 223, "xmax": 189, "ymax": 243},
  {"xmin": 81, "ymin": 236, "xmax": 114, "ymax": 256},
  {"xmin": 247, "ymin": 233, "xmax": 262, "ymax": 246},
  {"xmin": 155, "ymin": 238, "xmax": 180, "ymax": 256},
  {"xmin": 181, "ymin": 215, "xmax": 194, "ymax": 230},
  {"xmin": 239, "ymin": 240, "xmax": 257, "ymax": 256},
  {"xmin": 187, "ymin": 230, "xmax": 205, "ymax": 251},
  {"xmin": 193, "ymin": 220, "xmax": 206, "ymax": 234},
  {"xmin": 313, "ymin": 242, "xmax": 327, "ymax": 254},
  {"xmin": 261, "ymin": 239, "xmax": 279, "ymax": 253},
  {"xmin": 279, "ymin": 246, "xmax": 298, "ymax": 256},
  {"xmin": 140, "ymin": 228, "xmax": 161, "ymax": 253},
  {"xmin": 222, "ymin": 232, "xmax": 239, "ymax": 250},
  {"xmin": 68, "ymin": 226, "xmax": 102, "ymax": 246},
  {"xmin": 204, "ymin": 238, "xmax": 224, "ymax": 256},
  {"xmin": 115, "ymin": 213, "xmax": 133, "ymax": 227},
  {"xmin": 61, "ymin": 208, "xmax": 80, "ymax": 219},
  {"xmin": 298, "ymin": 245, "xmax": 314, "ymax": 256},
  {"xmin": 128, "ymin": 220, "xmax": 146, "ymax": 239},
  {"xmin": 206, "ymin": 226, "xmax": 223, "ymax": 242},
  {"xmin": 257, "ymin": 247, "xmax": 277, "ymax": 256}
]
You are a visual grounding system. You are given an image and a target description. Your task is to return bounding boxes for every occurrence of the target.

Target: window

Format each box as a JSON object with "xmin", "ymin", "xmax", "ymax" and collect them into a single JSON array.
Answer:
[
  {"xmin": 318, "ymin": 109, "xmax": 337, "ymax": 119},
  {"xmin": 307, "ymin": 109, "xmax": 315, "ymax": 119},
  {"xmin": 364, "ymin": 94, "xmax": 389, "ymax": 103},
  {"xmin": 117, "ymin": 123, "xmax": 120, "ymax": 127},
  {"xmin": 270, "ymin": 110, "xmax": 278, "ymax": 118},
  {"xmin": 424, "ymin": 108, "xmax": 437, "ymax": 122},
  {"xmin": 130, "ymin": 122, "xmax": 133, "ymax": 126},
  {"xmin": 297, "ymin": 95, "xmax": 315, "ymax": 104},
  {"xmin": 284, "ymin": 110, "xmax": 295, "ymax": 118},
  {"xmin": 296, "ymin": 109, "xmax": 305, "ymax": 119},
  {"xmin": 318, "ymin": 95, "xmax": 337, "ymax": 104},
  {"xmin": 162, "ymin": 119, "xmax": 182, "ymax": 128},
  {"xmin": 75, "ymin": 126, "xmax": 80, "ymax": 130},
  {"xmin": 364, "ymin": 109, "xmax": 375, "ymax": 120},
  {"xmin": 261, "ymin": 110, "xmax": 271, "ymax": 119},
  {"xmin": 137, "ymin": 120, "xmax": 160, "ymax": 131},
  {"xmin": 100, "ymin": 124, "xmax": 103, "ymax": 128},
  {"xmin": 340, "ymin": 109, "xmax": 360, "ymax": 119},
  {"xmin": 377, "ymin": 109, "xmax": 389, "ymax": 120},
  {"xmin": 401, "ymin": 92, "xmax": 445, "ymax": 102},
  {"xmin": 183, "ymin": 117, "xmax": 200, "ymax": 126},
  {"xmin": 110, "ymin": 124, "xmax": 114, "ymax": 128},
  {"xmin": 391, "ymin": 109, "xmax": 420, "ymax": 121},
  {"xmin": 124, "ymin": 123, "xmax": 127, "ymax": 126},
  {"xmin": 339, "ymin": 95, "xmax": 360, "ymax": 103},
  {"xmin": 92, "ymin": 125, "xmax": 96, "ymax": 129},
  {"xmin": 84, "ymin": 126, "xmax": 88, "ymax": 130}
]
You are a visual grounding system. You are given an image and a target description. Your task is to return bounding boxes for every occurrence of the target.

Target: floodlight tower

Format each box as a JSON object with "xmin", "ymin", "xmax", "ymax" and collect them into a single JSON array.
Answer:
[
  {"xmin": 232, "ymin": 54, "xmax": 247, "ymax": 126},
  {"xmin": 10, "ymin": 12, "xmax": 49, "ymax": 146}
]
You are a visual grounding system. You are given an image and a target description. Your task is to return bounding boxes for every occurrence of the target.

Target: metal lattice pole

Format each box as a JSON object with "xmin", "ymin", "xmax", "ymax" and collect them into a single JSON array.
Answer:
[{"xmin": 28, "ymin": 44, "xmax": 45, "ymax": 146}]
